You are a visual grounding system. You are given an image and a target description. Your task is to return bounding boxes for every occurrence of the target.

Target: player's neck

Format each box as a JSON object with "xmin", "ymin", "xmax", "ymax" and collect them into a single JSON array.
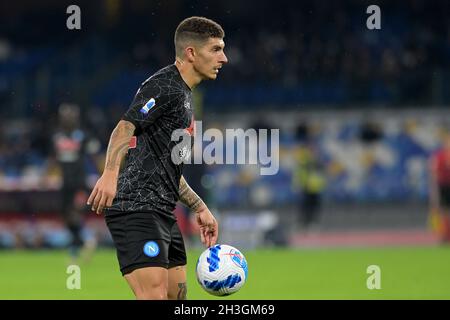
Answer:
[{"xmin": 174, "ymin": 60, "xmax": 201, "ymax": 90}]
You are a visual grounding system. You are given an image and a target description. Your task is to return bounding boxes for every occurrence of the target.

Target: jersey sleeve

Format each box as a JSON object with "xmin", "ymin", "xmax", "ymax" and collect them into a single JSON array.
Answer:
[{"xmin": 121, "ymin": 80, "xmax": 171, "ymax": 132}]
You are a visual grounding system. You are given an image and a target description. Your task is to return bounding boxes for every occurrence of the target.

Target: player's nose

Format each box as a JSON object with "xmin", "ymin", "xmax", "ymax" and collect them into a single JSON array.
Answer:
[{"xmin": 220, "ymin": 52, "xmax": 228, "ymax": 64}]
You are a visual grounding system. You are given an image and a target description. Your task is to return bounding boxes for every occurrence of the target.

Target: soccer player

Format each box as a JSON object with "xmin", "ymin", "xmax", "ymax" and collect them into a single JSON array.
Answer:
[
  {"xmin": 87, "ymin": 16, "xmax": 227, "ymax": 300},
  {"xmin": 52, "ymin": 103, "xmax": 99, "ymax": 260}
]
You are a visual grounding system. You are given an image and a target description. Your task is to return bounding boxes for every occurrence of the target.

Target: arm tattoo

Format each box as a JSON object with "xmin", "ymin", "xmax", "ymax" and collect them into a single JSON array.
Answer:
[
  {"xmin": 179, "ymin": 176, "xmax": 205, "ymax": 211},
  {"xmin": 177, "ymin": 282, "xmax": 187, "ymax": 300},
  {"xmin": 105, "ymin": 120, "xmax": 135, "ymax": 171}
]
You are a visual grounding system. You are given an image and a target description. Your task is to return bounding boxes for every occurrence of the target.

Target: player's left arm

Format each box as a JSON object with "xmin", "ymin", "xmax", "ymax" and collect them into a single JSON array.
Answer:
[{"xmin": 179, "ymin": 175, "xmax": 218, "ymax": 247}]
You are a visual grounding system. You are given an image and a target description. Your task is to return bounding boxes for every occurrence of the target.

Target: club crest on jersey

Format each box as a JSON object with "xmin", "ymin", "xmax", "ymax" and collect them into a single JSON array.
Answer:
[{"xmin": 140, "ymin": 98, "xmax": 156, "ymax": 115}]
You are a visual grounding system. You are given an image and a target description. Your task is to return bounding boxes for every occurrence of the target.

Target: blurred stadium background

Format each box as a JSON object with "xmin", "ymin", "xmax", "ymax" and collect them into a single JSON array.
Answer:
[{"xmin": 1, "ymin": 0, "xmax": 450, "ymax": 299}]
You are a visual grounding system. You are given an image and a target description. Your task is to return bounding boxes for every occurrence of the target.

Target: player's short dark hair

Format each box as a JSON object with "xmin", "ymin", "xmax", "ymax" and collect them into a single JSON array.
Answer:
[{"xmin": 174, "ymin": 16, "xmax": 225, "ymax": 57}]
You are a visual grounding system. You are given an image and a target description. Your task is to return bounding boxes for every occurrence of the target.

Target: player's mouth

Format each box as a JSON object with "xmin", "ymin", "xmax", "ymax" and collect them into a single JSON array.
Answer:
[{"xmin": 213, "ymin": 66, "xmax": 222, "ymax": 74}]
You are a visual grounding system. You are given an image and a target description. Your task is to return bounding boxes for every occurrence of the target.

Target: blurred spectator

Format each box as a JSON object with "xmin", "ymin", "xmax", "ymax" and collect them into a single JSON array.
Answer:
[
  {"xmin": 359, "ymin": 121, "xmax": 383, "ymax": 144},
  {"xmin": 292, "ymin": 124, "xmax": 326, "ymax": 231},
  {"xmin": 429, "ymin": 131, "xmax": 450, "ymax": 244}
]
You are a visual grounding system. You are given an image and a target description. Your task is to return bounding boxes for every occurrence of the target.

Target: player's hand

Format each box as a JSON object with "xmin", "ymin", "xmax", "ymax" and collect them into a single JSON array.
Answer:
[
  {"xmin": 87, "ymin": 172, "xmax": 118, "ymax": 215},
  {"xmin": 195, "ymin": 207, "xmax": 218, "ymax": 248}
]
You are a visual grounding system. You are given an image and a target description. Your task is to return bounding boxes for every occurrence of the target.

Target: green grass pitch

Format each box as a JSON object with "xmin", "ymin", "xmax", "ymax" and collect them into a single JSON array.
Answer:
[{"xmin": 0, "ymin": 247, "xmax": 449, "ymax": 299}]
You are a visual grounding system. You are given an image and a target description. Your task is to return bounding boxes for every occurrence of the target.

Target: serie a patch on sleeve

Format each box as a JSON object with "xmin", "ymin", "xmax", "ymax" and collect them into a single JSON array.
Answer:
[{"xmin": 140, "ymin": 98, "xmax": 156, "ymax": 115}]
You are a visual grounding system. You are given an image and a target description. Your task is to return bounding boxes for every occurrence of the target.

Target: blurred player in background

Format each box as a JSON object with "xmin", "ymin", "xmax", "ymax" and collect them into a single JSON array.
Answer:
[
  {"xmin": 429, "ymin": 131, "xmax": 450, "ymax": 244},
  {"xmin": 87, "ymin": 16, "xmax": 226, "ymax": 299},
  {"xmin": 52, "ymin": 103, "xmax": 100, "ymax": 261}
]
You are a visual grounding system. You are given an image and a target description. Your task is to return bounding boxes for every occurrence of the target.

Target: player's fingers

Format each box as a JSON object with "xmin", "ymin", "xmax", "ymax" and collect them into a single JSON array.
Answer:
[
  {"xmin": 210, "ymin": 228, "xmax": 218, "ymax": 246},
  {"xmin": 206, "ymin": 226, "xmax": 214, "ymax": 247},
  {"xmin": 205, "ymin": 229, "xmax": 212, "ymax": 247},
  {"xmin": 205, "ymin": 229, "xmax": 211, "ymax": 247},
  {"xmin": 209, "ymin": 219, "xmax": 218, "ymax": 232},
  {"xmin": 91, "ymin": 190, "xmax": 102, "ymax": 212},
  {"xmin": 87, "ymin": 187, "xmax": 98, "ymax": 205},
  {"xmin": 204, "ymin": 231, "xmax": 209, "ymax": 247},
  {"xmin": 200, "ymin": 228, "xmax": 206, "ymax": 246},
  {"xmin": 106, "ymin": 193, "xmax": 115, "ymax": 207},
  {"xmin": 202, "ymin": 222, "xmax": 213, "ymax": 247},
  {"xmin": 96, "ymin": 193, "xmax": 107, "ymax": 215}
]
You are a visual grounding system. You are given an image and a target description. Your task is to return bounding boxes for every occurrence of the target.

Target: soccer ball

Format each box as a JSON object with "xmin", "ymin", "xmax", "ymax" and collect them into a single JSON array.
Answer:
[{"xmin": 196, "ymin": 244, "xmax": 248, "ymax": 296}]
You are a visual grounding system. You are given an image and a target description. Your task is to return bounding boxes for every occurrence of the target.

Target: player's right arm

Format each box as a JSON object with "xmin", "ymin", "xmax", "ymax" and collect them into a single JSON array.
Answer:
[
  {"xmin": 87, "ymin": 120, "xmax": 135, "ymax": 214},
  {"xmin": 179, "ymin": 176, "xmax": 218, "ymax": 247}
]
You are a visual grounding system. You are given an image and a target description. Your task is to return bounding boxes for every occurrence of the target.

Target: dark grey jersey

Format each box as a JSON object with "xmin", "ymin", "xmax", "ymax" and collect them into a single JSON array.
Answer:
[{"xmin": 107, "ymin": 64, "xmax": 194, "ymax": 217}]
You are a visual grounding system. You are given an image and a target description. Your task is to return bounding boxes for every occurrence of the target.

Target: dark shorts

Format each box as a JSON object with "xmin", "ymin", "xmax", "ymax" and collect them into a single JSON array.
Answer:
[
  {"xmin": 105, "ymin": 211, "xmax": 187, "ymax": 276},
  {"xmin": 439, "ymin": 185, "xmax": 450, "ymax": 208}
]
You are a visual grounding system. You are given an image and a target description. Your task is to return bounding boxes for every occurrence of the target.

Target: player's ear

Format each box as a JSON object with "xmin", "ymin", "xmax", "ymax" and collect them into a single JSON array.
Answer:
[{"xmin": 185, "ymin": 46, "xmax": 196, "ymax": 63}]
